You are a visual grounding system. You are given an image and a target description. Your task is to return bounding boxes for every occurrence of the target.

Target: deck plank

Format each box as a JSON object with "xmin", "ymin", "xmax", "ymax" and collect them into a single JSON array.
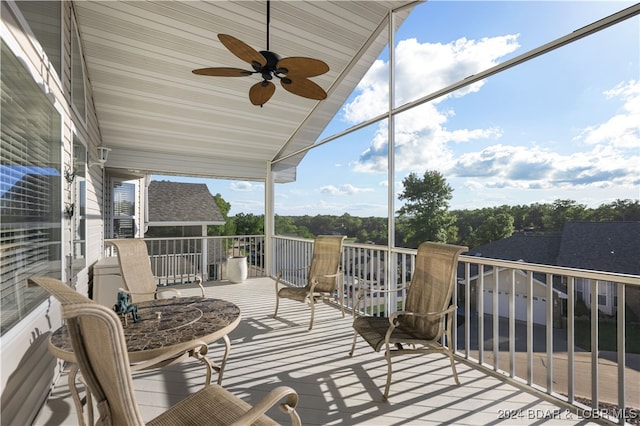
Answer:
[{"xmin": 34, "ymin": 277, "xmax": 600, "ymax": 425}]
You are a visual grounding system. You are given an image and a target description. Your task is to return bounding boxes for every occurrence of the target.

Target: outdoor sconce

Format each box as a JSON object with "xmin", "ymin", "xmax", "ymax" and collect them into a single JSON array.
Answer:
[{"xmin": 90, "ymin": 146, "xmax": 111, "ymax": 168}]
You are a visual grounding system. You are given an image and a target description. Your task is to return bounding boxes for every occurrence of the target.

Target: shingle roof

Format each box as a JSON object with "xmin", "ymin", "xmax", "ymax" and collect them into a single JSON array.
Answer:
[
  {"xmin": 147, "ymin": 181, "xmax": 225, "ymax": 225},
  {"xmin": 556, "ymin": 222, "xmax": 640, "ymax": 275},
  {"xmin": 470, "ymin": 234, "xmax": 561, "ymax": 266},
  {"xmin": 469, "ymin": 222, "xmax": 640, "ymax": 275}
]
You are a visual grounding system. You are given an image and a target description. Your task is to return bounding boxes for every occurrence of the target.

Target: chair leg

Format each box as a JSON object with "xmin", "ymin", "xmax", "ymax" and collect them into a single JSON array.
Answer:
[
  {"xmin": 348, "ymin": 332, "xmax": 358, "ymax": 357},
  {"xmin": 383, "ymin": 345, "xmax": 393, "ymax": 401},
  {"xmin": 273, "ymin": 275, "xmax": 282, "ymax": 318},
  {"xmin": 449, "ymin": 351, "xmax": 460, "ymax": 385},
  {"xmin": 69, "ymin": 364, "xmax": 89, "ymax": 426},
  {"xmin": 308, "ymin": 296, "xmax": 315, "ymax": 330}
]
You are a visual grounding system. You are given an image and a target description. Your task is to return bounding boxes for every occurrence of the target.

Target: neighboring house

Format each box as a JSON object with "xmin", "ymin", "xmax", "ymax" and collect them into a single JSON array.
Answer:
[
  {"xmin": 469, "ymin": 222, "xmax": 640, "ymax": 318},
  {"xmin": 145, "ymin": 180, "xmax": 226, "ymax": 280},
  {"xmin": 462, "ymin": 267, "xmax": 566, "ymax": 326},
  {"xmin": 556, "ymin": 222, "xmax": 640, "ymax": 318},
  {"xmin": 145, "ymin": 180, "xmax": 225, "ymax": 236}
]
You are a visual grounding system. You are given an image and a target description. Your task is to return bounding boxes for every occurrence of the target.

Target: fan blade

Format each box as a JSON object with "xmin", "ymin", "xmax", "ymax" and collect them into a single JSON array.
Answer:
[
  {"xmin": 192, "ymin": 67, "xmax": 253, "ymax": 77},
  {"xmin": 218, "ymin": 34, "xmax": 267, "ymax": 68},
  {"xmin": 277, "ymin": 57, "xmax": 329, "ymax": 78},
  {"xmin": 281, "ymin": 78, "xmax": 327, "ymax": 100},
  {"xmin": 249, "ymin": 81, "xmax": 276, "ymax": 106}
]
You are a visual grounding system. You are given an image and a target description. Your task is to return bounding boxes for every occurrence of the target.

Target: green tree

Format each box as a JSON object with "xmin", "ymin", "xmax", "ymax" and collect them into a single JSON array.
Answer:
[
  {"xmin": 275, "ymin": 215, "xmax": 313, "ymax": 238},
  {"xmin": 208, "ymin": 193, "xmax": 231, "ymax": 236},
  {"xmin": 397, "ymin": 170, "xmax": 457, "ymax": 247},
  {"xmin": 233, "ymin": 213, "xmax": 264, "ymax": 235},
  {"xmin": 592, "ymin": 199, "xmax": 640, "ymax": 221},
  {"xmin": 543, "ymin": 199, "xmax": 588, "ymax": 231},
  {"xmin": 213, "ymin": 193, "xmax": 231, "ymax": 218},
  {"xmin": 473, "ymin": 212, "xmax": 515, "ymax": 246}
]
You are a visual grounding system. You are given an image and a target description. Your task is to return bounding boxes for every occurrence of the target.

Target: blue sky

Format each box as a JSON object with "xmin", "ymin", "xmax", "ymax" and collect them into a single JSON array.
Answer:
[{"xmin": 155, "ymin": 1, "xmax": 639, "ymax": 217}]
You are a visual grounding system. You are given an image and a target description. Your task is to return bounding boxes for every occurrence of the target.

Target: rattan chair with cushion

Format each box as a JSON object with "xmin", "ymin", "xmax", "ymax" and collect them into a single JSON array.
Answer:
[
  {"xmin": 108, "ymin": 239, "xmax": 205, "ymax": 302},
  {"xmin": 274, "ymin": 235, "xmax": 346, "ymax": 330},
  {"xmin": 62, "ymin": 299, "xmax": 302, "ymax": 426},
  {"xmin": 349, "ymin": 241, "xmax": 467, "ymax": 401}
]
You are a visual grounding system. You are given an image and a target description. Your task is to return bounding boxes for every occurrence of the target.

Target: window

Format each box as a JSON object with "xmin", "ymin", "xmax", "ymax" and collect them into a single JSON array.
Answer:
[
  {"xmin": 112, "ymin": 181, "xmax": 137, "ymax": 238},
  {"xmin": 15, "ymin": 1, "xmax": 62, "ymax": 78},
  {"xmin": 1, "ymin": 41, "xmax": 62, "ymax": 334},
  {"xmin": 71, "ymin": 18, "xmax": 86, "ymax": 122},
  {"xmin": 71, "ymin": 136, "xmax": 86, "ymax": 276},
  {"xmin": 597, "ymin": 281, "xmax": 610, "ymax": 306},
  {"xmin": 598, "ymin": 294, "xmax": 607, "ymax": 306}
]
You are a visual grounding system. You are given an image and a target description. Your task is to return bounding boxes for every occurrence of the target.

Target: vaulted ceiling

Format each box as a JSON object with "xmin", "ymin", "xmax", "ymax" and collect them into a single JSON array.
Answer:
[{"xmin": 74, "ymin": 1, "xmax": 417, "ymax": 182}]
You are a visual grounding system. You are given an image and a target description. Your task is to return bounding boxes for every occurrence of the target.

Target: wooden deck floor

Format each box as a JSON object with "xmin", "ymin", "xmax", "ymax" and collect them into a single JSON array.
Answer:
[{"xmin": 34, "ymin": 277, "xmax": 602, "ymax": 425}]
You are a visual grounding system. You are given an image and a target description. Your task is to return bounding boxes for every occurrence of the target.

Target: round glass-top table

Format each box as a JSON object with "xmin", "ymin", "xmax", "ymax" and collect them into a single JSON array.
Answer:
[{"xmin": 49, "ymin": 296, "xmax": 241, "ymax": 425}]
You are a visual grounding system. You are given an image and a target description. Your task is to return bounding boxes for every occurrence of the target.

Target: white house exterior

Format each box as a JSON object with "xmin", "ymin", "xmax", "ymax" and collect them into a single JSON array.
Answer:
[{"xmin": 462, "ymin": 267, "xmax": 567, "ymax": 326}]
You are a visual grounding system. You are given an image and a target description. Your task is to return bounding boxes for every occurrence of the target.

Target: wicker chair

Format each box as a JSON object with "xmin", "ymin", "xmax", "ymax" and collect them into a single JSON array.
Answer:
[
  {"xmin": 29, "ymin": 276, "xmax": 210, "ymax": 425},
  {"xmin": 108, "ymin": 239, "xmax": 205, "ymax": 302},
  {"xmin": 349, "ymin": 241, "xmax": 467, "ymax": 401},
  {"xmin": 62, "ymin": 300, "xmax": 301, "ymax": 426},
  {"xmin": 274, "ymin": 235, "xmax": 346, "ymax": 330}
]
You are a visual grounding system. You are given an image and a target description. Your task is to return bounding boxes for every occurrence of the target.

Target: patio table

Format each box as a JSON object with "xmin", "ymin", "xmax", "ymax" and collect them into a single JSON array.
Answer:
[{"xmin": 49, "ymin": 296, "xmax": 241, "ymax": 426}]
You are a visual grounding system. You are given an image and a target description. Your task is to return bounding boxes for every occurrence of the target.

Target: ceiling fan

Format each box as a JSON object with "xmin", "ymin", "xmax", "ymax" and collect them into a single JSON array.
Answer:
[{"xmin": 192, "ymin": 0, "xmax": 329, "ymax": 107}]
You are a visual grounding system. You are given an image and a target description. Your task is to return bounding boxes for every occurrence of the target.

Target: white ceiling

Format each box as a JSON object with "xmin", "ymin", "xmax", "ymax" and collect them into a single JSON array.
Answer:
[{"xmin": 74, "ymin": 1, "xmax": 417, "ymax": 183}]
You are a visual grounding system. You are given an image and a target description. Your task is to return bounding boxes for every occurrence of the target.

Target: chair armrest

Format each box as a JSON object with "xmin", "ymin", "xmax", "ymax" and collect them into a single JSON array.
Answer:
[
  {"xmin": 274, "ymin": 266, "xmax": 309, "ymax": 291},
  {"xmin": 388, "ymin": 305, "xmax": 457, "ymax": 324},
  {"xmin": 277, "ymin": 266, "xmax": 309, "ymax": 275},
  {"xmin": 352, "ymin": 284, "xmax": 410, "ymax": 312},
  {"xmin": 155, "ymin": 288, "xmax": 182, "ymax": 298},
  {"xmin": 194, "ymin": 275, "xmax": 205, "ymax": 297},
  {"xmin": 230, "ymin": 386, "xmax": 301, "ymax": 426}
]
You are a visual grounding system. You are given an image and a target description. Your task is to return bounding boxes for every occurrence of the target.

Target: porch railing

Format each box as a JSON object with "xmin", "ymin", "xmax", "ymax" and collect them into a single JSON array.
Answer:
[
  {"xmin": 273, "ymin": 236, "xmax": 639, "ymax": 425},
  {"xmin": 105, "ymin": 235, "xmax": 639, "ymax": 424},
  {"xmin": 105, "ymin": 235, "xmax": 266, "ymax": 284}
]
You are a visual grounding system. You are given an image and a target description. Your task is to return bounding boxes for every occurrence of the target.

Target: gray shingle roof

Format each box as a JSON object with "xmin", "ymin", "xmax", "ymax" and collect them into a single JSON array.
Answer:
[
  {"xmin": 470, "ymin": 222, "xmax": 640, "ymax": 275},
  {"xmin": 556, "ymin": 222, "xmax": 640, "ymax": 275},
  {"xmin": 147, "ymin": 181, "xmax": 225, "ymax": 225},
  {"xmin": 470, "ymin": 234, "xmax": 561, "ymax": 266}
]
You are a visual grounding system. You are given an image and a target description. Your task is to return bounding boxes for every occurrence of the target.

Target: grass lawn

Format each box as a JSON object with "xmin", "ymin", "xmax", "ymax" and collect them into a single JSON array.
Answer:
[{"xmin": 574, "ymin": 319, "xmax": 640, "ymax": 354}]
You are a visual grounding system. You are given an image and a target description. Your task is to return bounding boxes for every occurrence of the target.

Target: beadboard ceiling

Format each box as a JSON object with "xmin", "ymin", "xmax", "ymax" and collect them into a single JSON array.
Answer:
[{"xmin": 74, "ymin": 1, "xmax": 417, "ymax": 182}]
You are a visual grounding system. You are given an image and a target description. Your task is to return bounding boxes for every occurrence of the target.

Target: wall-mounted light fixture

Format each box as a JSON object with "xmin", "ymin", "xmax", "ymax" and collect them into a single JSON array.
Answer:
[{"xmin": 90, "ymin": 146, "xmax": 111, "ymax": 168}]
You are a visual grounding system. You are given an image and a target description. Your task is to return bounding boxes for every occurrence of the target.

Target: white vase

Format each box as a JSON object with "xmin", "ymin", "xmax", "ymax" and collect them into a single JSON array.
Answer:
[{"xmin": 226, "ymin": 256, "xmax": 248, "ymax": 283}]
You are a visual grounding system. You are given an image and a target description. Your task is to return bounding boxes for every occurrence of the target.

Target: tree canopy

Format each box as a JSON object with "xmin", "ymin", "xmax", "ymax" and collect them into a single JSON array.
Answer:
[
  {"xmin": 396, "ymin": 171, "xmax": 457, "ymax": 246},
  {"xmin": 206, "ymin": 176, "xmax": 639, "ymax": 250}
]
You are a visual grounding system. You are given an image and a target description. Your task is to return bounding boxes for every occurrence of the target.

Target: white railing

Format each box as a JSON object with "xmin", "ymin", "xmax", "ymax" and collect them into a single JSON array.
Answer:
[
  {"xmin": 272, "ymin": 235, "xmax": 640, "ymax": 425},
  {"xmin": 104, "ymin": 235, "xmax": 266, "ymax": 284},
  {"xmin": 105, "ymin": 235, "xmax": 638, "ymax": 424}
]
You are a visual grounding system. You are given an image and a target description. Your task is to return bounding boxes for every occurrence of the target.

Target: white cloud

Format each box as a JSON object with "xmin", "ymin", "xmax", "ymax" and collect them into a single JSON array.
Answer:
[
  {"xmin": 574, "ymin": 80, "xmax": 640, "ymax": 149},
  {"xmin": 448, "ymin": 80, "xmax": 640, "ymax": 192},
  {"xmin": 320, "ymin": 184, "xmax": 374, "ymax": 196},
  {"xmin": 346, "ymin": 35, "xmax": 516, "ymax": 174},
  {"xmin": 451, "ymin": 143, "xmax": 639, "ymax": 190},
  {"xmin": 343, "ymin": 29, "xmax": 638, "ymax": 198},
  {"xmin": 229, "ymin": 181, "xmax": 263, "ymax": 192},
  {"xmin": 352, "ymin": 103, "xmax": 502, "ymax": 174},
  {"xmin": 344, "ymin": 35, "xmax": 520, "ymax": 124}
]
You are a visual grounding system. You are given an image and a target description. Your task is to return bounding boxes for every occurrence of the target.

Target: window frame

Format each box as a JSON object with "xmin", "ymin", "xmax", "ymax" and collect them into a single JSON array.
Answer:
[{"xmin": 70, "ymin": 12, "xmax": 87, "ymax": 125}]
